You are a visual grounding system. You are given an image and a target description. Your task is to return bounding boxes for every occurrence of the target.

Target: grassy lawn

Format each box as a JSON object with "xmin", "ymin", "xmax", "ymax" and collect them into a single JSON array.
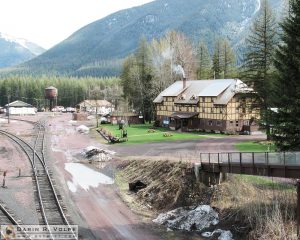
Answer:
[
  {"xmin": 100, "ymin": 124, "xmax": 212, "ymax": 144},
  {"xmin": 237, "ymin": 175, "xmax": 295, "ymax": 191},
  {"xmin": 235, "ymin": 141, "xmax": 276, "ymax": 152}
]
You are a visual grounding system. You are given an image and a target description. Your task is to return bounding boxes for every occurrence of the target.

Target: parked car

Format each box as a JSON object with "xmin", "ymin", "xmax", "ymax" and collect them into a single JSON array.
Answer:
[
  {"xmin": 52, "ymin": 106, "xmax": 65, "ymax": 112},
  {"xmin": 66, "ymin": 107, "xmax": 76, "ymax": 113},
  {"xmin": 100, "ymin": 117, "xmax": 108, "ymax": 124}
]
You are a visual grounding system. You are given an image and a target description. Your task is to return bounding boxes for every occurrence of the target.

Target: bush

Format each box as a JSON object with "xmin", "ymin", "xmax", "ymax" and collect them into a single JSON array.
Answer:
[
  {"xmin": 148, "ymin": 129, "xmax": 156, "ymax": 133},
  {"xmin": 163, "ymin": 132, "xmax": 173, "ymax": 137},
  {"xmin": 153, "ymin": 120, "xmax": 160, "ymax": 128}
]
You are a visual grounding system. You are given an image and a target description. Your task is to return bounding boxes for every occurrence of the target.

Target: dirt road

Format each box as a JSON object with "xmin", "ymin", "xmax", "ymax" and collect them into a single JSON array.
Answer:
[
  {"xmin": 48, "ymin": 113, "xmax": 160, "ymax": 240},
  {"xmin": 109, "ymin": 134, "xmax": 266, "ymax": 159}
]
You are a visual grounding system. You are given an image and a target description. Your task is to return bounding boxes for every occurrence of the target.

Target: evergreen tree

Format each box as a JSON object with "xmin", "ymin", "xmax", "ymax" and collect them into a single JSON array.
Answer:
[
  {"xmin": 212, "ymin": 39, "xmax": 223, "ymax": 79},
  {"xmin": 121, "ymin": 37, "xmax": 154, "ymax": 122},
  {"xmin": 196, "ymin": 41, "xmax": 211, "ymax": 79},
  {"xmin": 272, "ymin": 0, "xmax": 300, "ymax": 150},
  {"xmin": 222, "ymin": 39, "xmax": 236, "ymax": 78},
  {"xmin": 241, "ymin": 0, "xmax": 277, "ymax": 140}
]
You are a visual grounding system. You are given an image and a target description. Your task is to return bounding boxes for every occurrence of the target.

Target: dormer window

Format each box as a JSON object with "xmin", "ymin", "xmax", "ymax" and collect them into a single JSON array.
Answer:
[
  {"xmin": 179, "ymin": 94, "xmax": 186, "ymax": 100},
  {"xmin": 190, "ymin": 95, "xmax": 196, "ymax": 100}
]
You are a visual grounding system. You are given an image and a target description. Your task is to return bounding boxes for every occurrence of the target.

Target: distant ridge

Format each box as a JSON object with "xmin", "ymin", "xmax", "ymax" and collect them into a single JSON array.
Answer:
[
  {"xmin": 7, "ymin": 0, "xmax": 282, "ymax": 77},
  {"xmin": 0, "ymin": 32, "xmax": 45, "ymax": 68}
]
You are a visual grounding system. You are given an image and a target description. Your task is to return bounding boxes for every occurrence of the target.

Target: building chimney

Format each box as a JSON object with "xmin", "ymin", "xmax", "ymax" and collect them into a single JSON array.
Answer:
[{"xmin": 183, "ymin": 77, "xmax": 187, "ymax": 89}]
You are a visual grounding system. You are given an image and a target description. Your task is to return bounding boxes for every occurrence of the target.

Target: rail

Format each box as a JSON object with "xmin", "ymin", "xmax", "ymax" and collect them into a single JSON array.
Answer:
[
  {"xmin": 0, "ymin": 122, "xmax": 77, "ymax": 240},
  {"xmin": 0, "ymin": 201, "xmax": 32, "ymax": 239}
]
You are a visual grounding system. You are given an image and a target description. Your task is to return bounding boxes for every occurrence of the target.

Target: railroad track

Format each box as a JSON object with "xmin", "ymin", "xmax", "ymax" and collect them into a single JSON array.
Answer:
[
  {"xmin": 0, "ymin": 120, "xmax": 77, "ymax": 240},
  {"xmin": 0, "ymin": 202, "xmax": 31, "ymax": 239},
  {"xmin": 0, "ymin": 201, "xmax": 19, "ymax": 225}
]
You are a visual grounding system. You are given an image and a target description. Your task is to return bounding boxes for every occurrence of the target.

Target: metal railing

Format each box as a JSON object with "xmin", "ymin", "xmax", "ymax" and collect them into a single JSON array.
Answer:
[{"xmin": 200, "ymin": 152, "xmax": 300, "ymax": 166}]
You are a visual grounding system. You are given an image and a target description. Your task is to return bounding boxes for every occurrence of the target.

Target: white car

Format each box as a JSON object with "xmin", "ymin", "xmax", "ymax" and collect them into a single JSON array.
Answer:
[{"xmin": 66, "ymin": 107, "xmax": 76, "ymax": 113}]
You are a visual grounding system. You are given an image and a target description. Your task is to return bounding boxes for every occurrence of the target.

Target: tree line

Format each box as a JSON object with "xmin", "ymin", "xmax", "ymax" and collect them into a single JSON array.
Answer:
[
  {"xmin": 0, "ymin": 75, "xmax": 122, "ymax": 109},
  {"xmin": 121, "ymin": 0, "xmax": 300, "ymax": 151}
]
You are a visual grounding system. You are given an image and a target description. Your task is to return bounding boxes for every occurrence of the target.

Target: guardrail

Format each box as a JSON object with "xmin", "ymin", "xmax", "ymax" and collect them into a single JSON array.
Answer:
[{"xmin": 200, "ymin": 152, "xmax": 300, "ymax": 179}]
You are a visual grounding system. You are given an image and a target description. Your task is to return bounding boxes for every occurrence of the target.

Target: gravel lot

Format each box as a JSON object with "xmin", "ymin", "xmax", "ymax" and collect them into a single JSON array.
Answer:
[{"xmin": 0, "ymin": 117, "xmax": 40, "ymax": 224}]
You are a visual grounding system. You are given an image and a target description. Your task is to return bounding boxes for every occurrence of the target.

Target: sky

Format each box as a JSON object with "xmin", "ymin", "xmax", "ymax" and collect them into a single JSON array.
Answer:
[{"xmin": 0, "ymin": 0, "xmax": 153, "ymax": 49}]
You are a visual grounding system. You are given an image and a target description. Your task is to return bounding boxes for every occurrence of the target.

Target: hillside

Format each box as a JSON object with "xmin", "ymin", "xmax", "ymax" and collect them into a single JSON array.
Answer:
[
  {"xmin": 9, "ymin": 0, "xmax": 283, "ymax": 76},
  {"xmin": 0, "ymin": 33, "xmax": 45, "ymax": 68}
]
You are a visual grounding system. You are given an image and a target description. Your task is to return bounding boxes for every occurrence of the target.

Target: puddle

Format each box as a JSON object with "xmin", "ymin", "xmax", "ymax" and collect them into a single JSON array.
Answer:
[{"xmin": 65, "ymin": 163, "xmax": 114, "ymax": 192}]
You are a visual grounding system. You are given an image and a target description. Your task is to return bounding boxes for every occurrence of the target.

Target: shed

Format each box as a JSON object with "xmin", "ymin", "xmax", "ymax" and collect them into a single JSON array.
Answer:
[
  {"xmin": 109, "ymin": 112, "xmax": 144, "ymax": 125},
  {"xmin": 5, "ymin": 100, "xmax": 36, "ymax": 115},
  {"xmin": 77, "ymin": 100, "xmax": 114, "ymax": 115}
]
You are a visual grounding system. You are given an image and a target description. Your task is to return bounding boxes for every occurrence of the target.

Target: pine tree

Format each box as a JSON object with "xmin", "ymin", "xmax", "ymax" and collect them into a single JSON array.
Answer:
[
  {"xmin": 212, "ymin": 39, "xmax": 223, "ymax": 79},
  {"xmin": 121, "ymin": 37, "xmax": 154, "ymax": 122},
  {"xmin": 241, "ymin": 0, "xmax": 277, "ymax": 140},
  {"xmin": 196, "ymin": 41, "xmax": 211, "ymax": 79},
  {"xmin": 272, "ymin": 0, "xmax": 300, "ymax": 151},
  {"xmin": 222, "ymin": 39, "xmax": 236, "ymax": 79},
  {"xmin": 135, "ymin": 37, "xmax": 154, "ymax": 122}
]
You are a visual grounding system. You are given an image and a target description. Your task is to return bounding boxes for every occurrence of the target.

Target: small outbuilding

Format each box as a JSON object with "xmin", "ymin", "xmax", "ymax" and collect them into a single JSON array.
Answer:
[
  {"xmin": 77, "ymin": 100, "xmax": 114, "ymax": 115},
  {"xmin": 5, "ymin": 100, "xmax": 36, "ymax": 115},
  {"xmin": 109, "ymin": 112, "xmax": 144, "ymax": 125}
]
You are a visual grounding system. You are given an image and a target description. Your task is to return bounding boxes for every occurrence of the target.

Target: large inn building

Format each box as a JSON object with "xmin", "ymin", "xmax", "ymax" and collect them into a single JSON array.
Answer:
[{"xmin": 153, "ymin": 79, "xmax": 259, "ymax": 134}]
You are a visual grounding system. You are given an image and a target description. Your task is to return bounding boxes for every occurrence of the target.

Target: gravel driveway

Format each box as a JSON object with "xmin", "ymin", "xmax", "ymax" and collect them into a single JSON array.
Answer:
[{"xmin": 109, "ymin": 134, "xmax": 266, "ymax": 160}]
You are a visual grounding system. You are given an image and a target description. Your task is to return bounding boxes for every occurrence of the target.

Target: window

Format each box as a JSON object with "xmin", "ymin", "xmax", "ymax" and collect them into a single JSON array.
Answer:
[
  {"xmin": 236, "ymin": 121, "xmax": 239, "ymax": 127},
  {"xmin": 211, "ymin": 108, "xmax": 214, "ymax": 113},
  {"xmin": 217, "ymin": 121, "xmax": 222, "ymax": 126},
  {"xmin": 202, "ymin": 97, "xmax": 205, "ymax": 102},
  {"xmin": 202, "ymin": 108, "xmax": 205, "ymax": 113},
  {"xmin": 208, "ymin": 120, "xmax": 213, "ymax": 126},
  {"xmin": 190, "ymin": 95, "xmax": 196, "ymax": 100}
]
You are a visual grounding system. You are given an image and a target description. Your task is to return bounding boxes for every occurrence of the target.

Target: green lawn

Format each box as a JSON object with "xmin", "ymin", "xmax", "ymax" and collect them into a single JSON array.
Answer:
[
  {"xmin": 100, "ymin": 124, "xmax": 211, "ymax": 144},
  {"xmin": 235, "ymin": 141, "xmax": 276, "ymax": 152},
  {"xmin": 237, "ymin": 175, "xmax": 295, "ymax": 191}
]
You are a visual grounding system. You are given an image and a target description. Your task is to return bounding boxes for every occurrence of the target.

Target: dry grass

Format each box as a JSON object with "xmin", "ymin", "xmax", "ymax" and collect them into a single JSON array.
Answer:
[
  {"xmin": 212, "ymin": 175, "xmax": 297, "ymax": 239},
  {"xmin": 117, "ymin": 159, "xmax": 209, "ymax": 211},
  {"xmin": 116, "ymin": 159, "xmax": 297, "ymax": 239}
]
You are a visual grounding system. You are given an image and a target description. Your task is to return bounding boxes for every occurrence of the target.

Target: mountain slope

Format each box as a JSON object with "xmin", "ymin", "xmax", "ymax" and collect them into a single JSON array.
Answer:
[
  {"xmin": 0, "ymin": 33, "xmax": 45, "ymax": 68},
  {"xmin": 16, "ymin": 0, "xmax": 282, "ymax": 76}
]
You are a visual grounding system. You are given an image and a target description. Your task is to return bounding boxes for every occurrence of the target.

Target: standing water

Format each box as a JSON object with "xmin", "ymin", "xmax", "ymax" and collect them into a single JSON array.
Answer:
[{"xmin": 65, "ymin": 163, "xmax": 114, "ymax": 192}]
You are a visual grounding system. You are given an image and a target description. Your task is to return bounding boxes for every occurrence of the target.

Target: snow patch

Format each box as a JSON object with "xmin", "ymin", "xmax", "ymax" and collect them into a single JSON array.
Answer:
[
  {"xmin": 87, "ymin": 115, "xmax": 95, "ymax": 120},
  {"xmin": 153, "ymin": 205, "xmax": 219, "ymax": 231},
  {"xmin": 68, "ymin": 120, "xmax": 77, "ymax": 126},
  {"xmin": 76, "ymin": 125, "xmax": 89, "ymax": 134},
  {"xmin": 81, "ymin": 146, "xmax": 115, "ymax": 161},
  {"xmin": 65, "ymin": 163, "xmax": 114, "ymax": 192},
  {"xmin": 202, "ymin": 229, "xmax": 234, "ymax": 240},
  {"xmin": 0, "ymin": 32, "xmax": 44, "ymax": 54}
]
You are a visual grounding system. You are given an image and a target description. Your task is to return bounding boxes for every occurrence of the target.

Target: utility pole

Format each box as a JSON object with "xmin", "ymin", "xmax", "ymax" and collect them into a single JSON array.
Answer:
[{"xmin": 7, "ymin": 95, "xmax": 10, "ymax": 124}]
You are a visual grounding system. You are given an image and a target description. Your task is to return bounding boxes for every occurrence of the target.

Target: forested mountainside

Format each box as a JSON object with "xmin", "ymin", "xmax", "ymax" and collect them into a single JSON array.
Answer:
[{"xmin": 7, "ymin": 0, "xmax": 282, "ymax": 76}]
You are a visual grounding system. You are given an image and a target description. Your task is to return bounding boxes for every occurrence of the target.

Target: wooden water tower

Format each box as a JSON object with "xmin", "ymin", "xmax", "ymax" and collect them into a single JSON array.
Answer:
[{"xmin": 45, "ymin": 86, "xmax": 58, "ymax": 111}]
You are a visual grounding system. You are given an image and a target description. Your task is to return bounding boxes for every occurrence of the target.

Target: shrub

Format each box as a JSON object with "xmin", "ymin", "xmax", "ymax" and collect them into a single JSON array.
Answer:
[{"xmin": 163, "ymin": 132, "xmax": 173, "ymax": 137}]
